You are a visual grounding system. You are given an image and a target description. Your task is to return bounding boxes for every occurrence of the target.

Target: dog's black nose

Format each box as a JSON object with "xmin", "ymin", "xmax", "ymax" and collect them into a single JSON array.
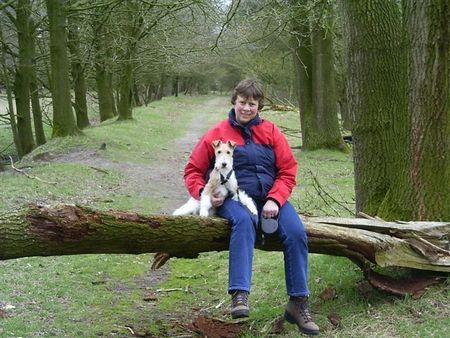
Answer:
[{"xmin": 221, "ymin": 162, "xmax": 227, "ymax": 167}]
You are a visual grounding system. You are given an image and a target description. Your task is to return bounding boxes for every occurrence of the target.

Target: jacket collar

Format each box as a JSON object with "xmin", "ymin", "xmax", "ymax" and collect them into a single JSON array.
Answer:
[{"xmin": 228, "ymin": 108, "xmax": 261, "ymax": 129}]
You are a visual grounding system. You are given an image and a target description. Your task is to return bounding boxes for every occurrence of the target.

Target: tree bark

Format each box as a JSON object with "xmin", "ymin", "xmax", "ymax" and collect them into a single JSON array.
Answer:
[
  {"xmin": 46, "ymin": 0, "xmax": 79, "ymax": 137},
  {"xmin": 29, "ymin": 19, "xmax": 46, "ymax": 146},
  {"xmin": 311, "ymin": 13, "xmax": 347, "ymax": 151},
  {"xmin": 340, "ymin": 0, "xmax": 410, "ymax": 218},
  {"xmin": 92, "ymin": 12, "xmax": 116, "ymax": 122},
  {"xmin": 291, "ymin": 1, "xmax": 347, "ymax": 151},
  {"xmin": 67, "ymin": 17, "xmax": 90, "ymax": 130},
  {"xmin": 1, "ymin": 204, "xmax": 448, "ymax": 275},
  {"xmin": 117, "ymin": 1, "xmax": 143, "ymax": 120},
  {"xmin": 403, "ymin": 0, "xmax": 450, "ymax": 221},
  {"xmin": 291, "ymin": 9, "xmax": 318, "ymax": 150},
  {"xmin": 0, "ymin": 26, "xmax": 22, "ymax": 156},
  {"xmin": 14, "ymin": 0, "xmax": 35, "ymax": 156}
]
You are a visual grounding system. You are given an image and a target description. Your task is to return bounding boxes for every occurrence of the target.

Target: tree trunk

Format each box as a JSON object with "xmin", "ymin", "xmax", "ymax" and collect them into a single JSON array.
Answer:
[
  {"xmin": 132, "ymin": 82, "xmax": 142, "ymax": 107},
  {"xmin": 92, "ymin": 13, "xmax": 116, "ymax": 122},
  {"xmin": 29, "ymin": 19, "xmax": 46, "ymax": 146},
  {"xmin": 14, "ymin": 0, "xmax": 35, "ymax": 156},
  {"xmin": 117, "ymin": 1, "xmax": 143, "ymax": 120},
  {"xmin": 30, "ymin": 78, "xmax": 46, "ymax": 146},
  {"xmin": 0, "ymin": 26, "xmax": 22, "ymax": 156},
  {"xmin": 291, "ymin": 10, "xmax": 319, "ymax": 150},
  {"xmin": 1, "ymin": 204, "xmax": 448, "ymax": 276},
  {"xmin": 172, "ymin": 76, "xmax": 179, "ymax": 97},
  {"xmin": 95, "ymin": 65, "xmax": 116, "ymax": 121},
  {"xmin": 403, "ymin": 0, "xmax": 450, "ymax": 221},
  {"xmin": 340, "ymin": 0, "xmax": 410, "ymax": 218},
  {"xmin": 46, "ymin": 0, "xmax": 79, "ymax": 137},
  {"xmin": 311, "ymin": 13, "xmax": 347, "ymax": 151},
  {"xmin": 117, "ymin": 60, "xmax": 134, "ymax": 120},
  {"xmin": 67, "ymin": 19, "xmax": 90, "ymax": 130}
]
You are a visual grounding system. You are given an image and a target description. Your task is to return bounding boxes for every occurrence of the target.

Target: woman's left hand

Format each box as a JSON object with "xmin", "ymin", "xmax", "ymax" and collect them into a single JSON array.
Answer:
[{"xmin": 262, "ymin": 200, "xmax": 279, "ymax": 219}]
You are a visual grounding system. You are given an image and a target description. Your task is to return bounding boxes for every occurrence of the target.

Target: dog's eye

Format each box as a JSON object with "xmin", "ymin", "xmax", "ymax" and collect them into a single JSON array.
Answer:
[
  {"xmin": 217, "ymin": 150, "xmax": 222, "ymax": 154},
  {"xmin": 227, "ymin": 151, "xmax": 231, "ymax": 154}
]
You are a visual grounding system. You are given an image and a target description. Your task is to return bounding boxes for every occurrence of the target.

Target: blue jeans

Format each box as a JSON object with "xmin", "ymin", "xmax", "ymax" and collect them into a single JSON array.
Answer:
[{"xmin": 217, "ymin": 198, "xmax": 310, "ymax": 297}]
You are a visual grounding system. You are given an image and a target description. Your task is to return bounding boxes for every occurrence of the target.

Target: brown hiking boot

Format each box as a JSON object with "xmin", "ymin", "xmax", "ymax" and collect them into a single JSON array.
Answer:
[
  {"xmin": 230, "ymin": 291, "xmax": 249, "ymax": 318},
  {"xmin": 284, "ymin": 296, "xmax": 319, "ymax": 335}
]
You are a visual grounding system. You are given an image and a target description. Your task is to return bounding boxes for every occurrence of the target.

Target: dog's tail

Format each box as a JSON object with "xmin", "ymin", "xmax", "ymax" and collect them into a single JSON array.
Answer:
[{"xmin": 172, "ymin": 197, "xmax": 200, "ymax": 215}]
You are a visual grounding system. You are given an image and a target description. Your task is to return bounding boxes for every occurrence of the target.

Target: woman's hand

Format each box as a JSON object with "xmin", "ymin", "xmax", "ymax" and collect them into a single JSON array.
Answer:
[
  {"xmin": 211, "ymin": 192, "xmax": 225, "ymax": 207},
  {"xmin": 262, "ymin": 200, "xmax": 279, "ymax": 219}
]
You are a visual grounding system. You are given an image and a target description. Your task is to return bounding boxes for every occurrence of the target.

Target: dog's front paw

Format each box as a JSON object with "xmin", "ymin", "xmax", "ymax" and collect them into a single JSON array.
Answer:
[{"xmin": 199, "ymin": 209, "xmax": 209, "ymax": 217}]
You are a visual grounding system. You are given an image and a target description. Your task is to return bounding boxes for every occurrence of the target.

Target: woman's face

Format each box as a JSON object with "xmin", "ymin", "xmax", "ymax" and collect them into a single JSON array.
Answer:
[{"xmin": 234, "ymin": 95, "xmax": 259, "ymax": 125}]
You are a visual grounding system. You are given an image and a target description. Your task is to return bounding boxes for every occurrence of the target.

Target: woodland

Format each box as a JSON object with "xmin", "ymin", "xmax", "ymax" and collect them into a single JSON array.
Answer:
[
  {"xmin": 1, "ymin": 0, "xmax": 448, "ymax": 220},
  {"xmin": 0, "ymin": 0, "xmax": 449, "ymax": 336}
]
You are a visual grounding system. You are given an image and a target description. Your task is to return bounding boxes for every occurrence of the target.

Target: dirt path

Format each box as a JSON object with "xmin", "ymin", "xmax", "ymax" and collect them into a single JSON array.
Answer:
[
  {"xmin": 52, "ymin": 96, "xmax": 227, "ymax": 214},
  {"xmin": 143, "ymin": 97, "xmax": 226, "ymax": 213}
]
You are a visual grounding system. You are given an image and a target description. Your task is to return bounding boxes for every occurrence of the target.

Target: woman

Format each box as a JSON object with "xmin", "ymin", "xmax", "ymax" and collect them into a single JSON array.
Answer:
[{"xmin": 183, "ymin": 79, "xmax": 319, "ymax": 335}]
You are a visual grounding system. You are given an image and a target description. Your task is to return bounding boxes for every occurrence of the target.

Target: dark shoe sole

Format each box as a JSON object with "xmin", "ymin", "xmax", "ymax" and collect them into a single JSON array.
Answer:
[
  {"xmin": 231, "ymin": 308, "xmax": 249, "ymax": 319},
  {"xmin": 284, "ymin": 311, "xmax": 319, "ymax": 336}
]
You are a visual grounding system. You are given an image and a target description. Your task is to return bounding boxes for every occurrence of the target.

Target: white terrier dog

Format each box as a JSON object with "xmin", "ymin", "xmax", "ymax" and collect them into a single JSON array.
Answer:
[{"xmin": 173, "ymin": 140, "xmax": 258, "ymax": 217}]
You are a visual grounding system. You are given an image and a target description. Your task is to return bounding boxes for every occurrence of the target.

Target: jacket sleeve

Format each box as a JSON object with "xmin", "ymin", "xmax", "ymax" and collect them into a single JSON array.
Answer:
[
  {"xmin": 184, "ymin": 135, "xmax": 215, "ymax": 199},
  {"xmin": 267, "ymin": 124, "xmax": 298, "ymax": 206}
]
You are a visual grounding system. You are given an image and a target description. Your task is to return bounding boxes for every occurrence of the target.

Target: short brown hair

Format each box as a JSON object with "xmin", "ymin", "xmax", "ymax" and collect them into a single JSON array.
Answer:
[{"xmin": 231, "ymin": 78, "xmax": 265, "ymax": 110}]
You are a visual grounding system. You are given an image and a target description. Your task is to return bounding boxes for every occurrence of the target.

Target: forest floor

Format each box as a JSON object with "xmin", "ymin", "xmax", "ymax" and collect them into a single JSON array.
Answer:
[{"xmin": 37, "ymin": 97, "xmax": 221, "ymax": 214}]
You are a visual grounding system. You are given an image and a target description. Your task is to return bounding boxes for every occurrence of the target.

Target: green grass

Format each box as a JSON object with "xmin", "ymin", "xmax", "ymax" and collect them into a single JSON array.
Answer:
[{"xmin": 0, "ymin": 95, "xmax": 448, "ymax": 337}]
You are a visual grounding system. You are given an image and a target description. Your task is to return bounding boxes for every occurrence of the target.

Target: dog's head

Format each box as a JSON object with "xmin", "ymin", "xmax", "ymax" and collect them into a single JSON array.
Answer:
[{"xmin": 212, "ymin": 140, "xmax": 236, "ymax": 171}]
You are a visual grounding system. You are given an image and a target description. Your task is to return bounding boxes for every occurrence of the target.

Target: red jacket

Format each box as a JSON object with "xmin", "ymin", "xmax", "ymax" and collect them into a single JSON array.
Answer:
[{"xmin": 184, "ymin": 109, "xmax": 297, "ymax": 207}]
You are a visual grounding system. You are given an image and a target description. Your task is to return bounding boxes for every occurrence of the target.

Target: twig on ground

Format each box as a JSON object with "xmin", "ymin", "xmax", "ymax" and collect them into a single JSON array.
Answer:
[
  {"xmin": 123, "ymin": 326, "xmax": 135, "ymax": 335},
  {"xmin": 89, "ymin": 166, "xmax": 109, "ymax": 174},
  {"xmin": 9, "ymin": 156, "xmax": 57, "ymax": 185},
  {"xmin": 309, "ymin": 169, "xmax": 354, "ymax": 215},
  {"xmin": 215, "ymin": 298, "xmax": 226, "ymax": 309},
  {"xmin": 156, "ymin": 286, "xmax": 189, "ymax": 293}
]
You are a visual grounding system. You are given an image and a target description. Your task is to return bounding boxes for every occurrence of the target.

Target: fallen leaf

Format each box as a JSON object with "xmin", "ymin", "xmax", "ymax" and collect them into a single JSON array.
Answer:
[
  {"xmin": 320, "ymin": 287, "xmax": 336, "ymax": 300},
  {"xmin": 0, "ymin": 309, "xmax": 6, "ymax": 318},
  {"xmin": 327, "ymin": 311, "xmax": 341, "ymax": 327},
  {"xmin": 143, "ymin": 292, "xmax": 158, "ymax": 301},
  {"xmin": 271, "ymin": 317, "xmax": 284, "ymax": 334},
  {"xmin": 356, "ymin": 280, "xmax": 373, "ymax": 299}
]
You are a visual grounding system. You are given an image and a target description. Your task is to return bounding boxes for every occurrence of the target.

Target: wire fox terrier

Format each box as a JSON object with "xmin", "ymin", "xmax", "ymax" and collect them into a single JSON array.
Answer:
[{"xmin": 173, "ymin": 140, "xmax": 258, "ymax": 217}]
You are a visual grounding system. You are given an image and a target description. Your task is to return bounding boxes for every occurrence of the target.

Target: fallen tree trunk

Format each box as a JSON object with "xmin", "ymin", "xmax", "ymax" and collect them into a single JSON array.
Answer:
[{"xmin": 1, "ymin": 204, "xmax": 449, "ymax": 274}]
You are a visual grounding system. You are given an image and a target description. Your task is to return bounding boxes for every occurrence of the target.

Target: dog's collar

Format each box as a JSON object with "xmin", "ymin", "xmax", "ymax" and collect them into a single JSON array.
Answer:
[{"xmin": 219, "ymin": 169, "xmax": 233, "ymax": 185}]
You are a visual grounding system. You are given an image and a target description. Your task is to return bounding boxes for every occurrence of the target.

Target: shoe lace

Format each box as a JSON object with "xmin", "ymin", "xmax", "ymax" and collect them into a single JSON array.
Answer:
[
  {"xmin": 294, "ymin": 298, "xmax": 313, "ymax": 322},
  {"xmin": 232, "ymin": 292, "xmax": 248, "ymax": 307}
]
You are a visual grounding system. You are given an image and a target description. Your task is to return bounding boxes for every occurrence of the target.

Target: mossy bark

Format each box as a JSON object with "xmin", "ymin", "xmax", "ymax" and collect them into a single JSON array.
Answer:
[
  {"xmin": 67, "ymin": 18, "xmax": 90, "ymax": 130},
  {"xmin": 1, "ymin": 204, "xmax": 448, "ymax": 275},
  {"xmin": 46, "ymin": 0, "xmax": 80, "ymax": 137},
  {"xmin": 402, "ymin": 0, "xmax": 450, "ymax": 221},
  {"xmin": 15, "ymin": 0, "xmax": 35, "ymax": 156},
  {"xmin": 291, "ymin": 9, "xmax": 320, "ymax": 150},
  {"xmin": 341, "ymin": 0, "xmax": 410, "ymax": 218},
  {"xmin": 0, "ymin": 26, "xmax": 22, "ymax": 156},
  {"xmin": 29, "ymin": 19, "xmax": 46, "ymax": 146},
  {"xmin": 117, "ymin": 1, "xmax": 143, "ymax": 120},
  {"xmin": 291, "ymin": 2, "xmax": 347, "ymax": 151},
  {"xmin": 92, "ymin": 12, "xmax": 116, "ymax": 122},
  {"xmin": 311, "ymin": 14, "xmax": 348, "ymax": 152}
]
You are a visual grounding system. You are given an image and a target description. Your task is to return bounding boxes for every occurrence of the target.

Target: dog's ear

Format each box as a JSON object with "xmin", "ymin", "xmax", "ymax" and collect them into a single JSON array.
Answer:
[
  {"xmin": 227, "ymin": 140, "xmax": 236, "ymax": 149},
  {"xmin": 212, "ymin": 140, "xmax": 222, "ymax": 148}
]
